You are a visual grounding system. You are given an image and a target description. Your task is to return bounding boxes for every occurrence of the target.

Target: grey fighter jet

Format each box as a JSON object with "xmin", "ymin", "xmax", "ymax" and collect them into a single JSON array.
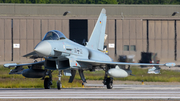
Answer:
[{"xmin": 4, "ymin": 8, "xmax": 176, "ymax": 90}]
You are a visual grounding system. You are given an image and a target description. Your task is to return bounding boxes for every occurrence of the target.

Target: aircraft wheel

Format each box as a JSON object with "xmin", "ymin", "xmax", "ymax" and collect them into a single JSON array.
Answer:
[
  {"xmin": 106, "ymin": 77, "xmax": 113, "ymax": 89},
  {"xmin": 57, "ymin": 81, "xmax": 61, "ymax": 90},
  {"xmin": 44, "ymin": 78, "xmax": 51, "ymax": 89}
]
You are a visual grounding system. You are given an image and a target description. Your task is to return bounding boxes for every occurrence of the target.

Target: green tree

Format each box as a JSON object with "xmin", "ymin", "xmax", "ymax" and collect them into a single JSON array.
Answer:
[
  {"xmin": 86, "ymin": 0, "xmax": 95, "ymax": 4},
  {"xmin": 98, "ymin": 0, "xmax": 117, "ymax": 4}
]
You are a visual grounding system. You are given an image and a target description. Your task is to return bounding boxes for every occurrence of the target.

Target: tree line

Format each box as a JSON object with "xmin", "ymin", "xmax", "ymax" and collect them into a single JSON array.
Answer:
[{"xmin": 1, "ymin": 0, "xmax": 180, "ymax": 4}]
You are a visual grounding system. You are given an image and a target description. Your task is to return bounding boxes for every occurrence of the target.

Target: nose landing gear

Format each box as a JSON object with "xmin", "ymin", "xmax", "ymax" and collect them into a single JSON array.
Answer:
[{"xmin": 57, "ymin": 70, "xmax": 62, "ymax": 90}]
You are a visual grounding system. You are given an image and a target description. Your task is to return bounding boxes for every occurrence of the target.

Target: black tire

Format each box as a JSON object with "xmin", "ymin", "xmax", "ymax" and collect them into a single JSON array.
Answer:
[
  {"xmin": 57, "ymin": 81, "xmax": 61, "ymax": 90},
  {"xmin": 106, "ymin": 77, "xmax": 113, "ymax": 89},
  {"xmin": 44, "ymin": 78, "xmax": 51, "ymax": 89}
]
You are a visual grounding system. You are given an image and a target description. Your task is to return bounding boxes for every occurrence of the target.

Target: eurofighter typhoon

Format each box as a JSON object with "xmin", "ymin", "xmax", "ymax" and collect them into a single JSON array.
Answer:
[{"xmin": 4, "ymin": 8, "xmax": 176, "ymax": 90}]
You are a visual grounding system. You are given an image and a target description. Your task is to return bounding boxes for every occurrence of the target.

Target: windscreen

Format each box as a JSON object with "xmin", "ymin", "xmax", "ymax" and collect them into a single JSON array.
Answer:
[
  {"xmin": 54, "ymin": 30, "xmax": 66, "ymax": 39},
  {"xmin": 43, "ymin": 32, "xmax": 59, "ymax": 40}
]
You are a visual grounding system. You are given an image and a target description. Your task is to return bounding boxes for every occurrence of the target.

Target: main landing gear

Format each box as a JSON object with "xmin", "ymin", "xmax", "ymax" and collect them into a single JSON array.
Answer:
[
  {"xmin": 106, "ymin": 77, "xmax": 113, "ymax": 89},
  {"xmin": 103, "ymin": 67, "xmax": 113, "ymax": 89},
  {"xmin": 103, "ymin": 77, "xmax": 113, "ymax": 89},
  {"xmin": 43, "ymin": 70, "xmax": 62, "ymax": 90},
  {"xmin": 44, "ymin": 70, "xmax": 52, "ymax": 89}
]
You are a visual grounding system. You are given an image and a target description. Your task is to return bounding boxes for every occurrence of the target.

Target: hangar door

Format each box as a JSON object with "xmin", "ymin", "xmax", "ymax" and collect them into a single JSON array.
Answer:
[
  {"xmin": 69, "ymin": 20, "xmax": 88, "ymax": 45},
  {"xmin": 146, "ymin": 20, "xmax": 175, "ymax": 61}
]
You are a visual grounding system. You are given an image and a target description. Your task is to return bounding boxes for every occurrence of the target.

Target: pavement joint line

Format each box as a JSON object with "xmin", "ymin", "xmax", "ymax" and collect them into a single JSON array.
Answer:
[
  {"xmin": 0, "ymin": 97, "xmax": 180, "ymax": 99},
  {"xmin": 0, "ymin": 94, "xmax": 180, "ymax": 96},
  {"xmin": 1, "ymin": 92, "xmax": 180, "ymax": 94}
]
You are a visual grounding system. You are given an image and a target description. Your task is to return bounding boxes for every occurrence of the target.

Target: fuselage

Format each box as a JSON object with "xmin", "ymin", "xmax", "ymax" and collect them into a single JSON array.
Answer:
[
  {"xmin": 33, "ymin": 30, "xmax": 112, "ymax": 70},
  {"xmin": 35, "ymin": 38, "xmax": 112, "ymax": 62}
]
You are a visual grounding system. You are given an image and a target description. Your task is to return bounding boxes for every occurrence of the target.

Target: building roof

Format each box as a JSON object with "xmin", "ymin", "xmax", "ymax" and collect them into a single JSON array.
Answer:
[{"xmin": 0, "ymin": 4, "xmax": 179, "ymax": 19}]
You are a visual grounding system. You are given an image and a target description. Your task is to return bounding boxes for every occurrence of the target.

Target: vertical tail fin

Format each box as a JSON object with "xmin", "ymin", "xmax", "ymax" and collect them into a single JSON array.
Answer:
[{"xmin": 86, "ymin": 8, "xmax": 107, "ymax": 50}]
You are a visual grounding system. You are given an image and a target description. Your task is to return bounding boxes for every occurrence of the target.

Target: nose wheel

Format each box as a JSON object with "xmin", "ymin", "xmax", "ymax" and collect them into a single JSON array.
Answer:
[
  {"xmin": 57, "ymin": 70, "xmax": 62, "ymax": 90},
  {"xmin": 57, "ymin": 81, "xmax": 61, "ymax": 90}
]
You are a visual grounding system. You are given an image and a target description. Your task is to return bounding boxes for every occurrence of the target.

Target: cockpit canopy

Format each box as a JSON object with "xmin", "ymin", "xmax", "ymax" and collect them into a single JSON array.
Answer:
[{"xmin": 42, "ymin": 30, "xmax": 66, "ymax": 40}]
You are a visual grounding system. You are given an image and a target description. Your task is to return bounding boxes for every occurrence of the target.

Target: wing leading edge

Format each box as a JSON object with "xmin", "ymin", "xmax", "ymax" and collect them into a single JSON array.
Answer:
[
  {"xmin": 4, "ymin": 60, "xmax": 45, "ymax": 68},
  {"xmin": 77, "ymin": 59, "xmax": 176, "ymax": 67}
]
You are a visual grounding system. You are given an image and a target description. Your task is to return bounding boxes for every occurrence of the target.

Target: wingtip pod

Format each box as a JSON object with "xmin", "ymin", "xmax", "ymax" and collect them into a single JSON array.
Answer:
[
  {"xmin": 165, "ymin": 63, "xmax": 176, "ymax": 67},
  {"xmin": 101, "ymin": 8, "xmax": 106, "ymax": 14},
  {"xmin": 4, "ymin": 63, "xmax": 17, "ymax": 68}
]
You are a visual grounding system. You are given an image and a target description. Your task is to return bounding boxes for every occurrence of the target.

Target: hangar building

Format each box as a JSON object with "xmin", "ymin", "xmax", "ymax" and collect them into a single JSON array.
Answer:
[{"xmin": 0, "ymin": 4, "xmax": 180, "ymax": 63}]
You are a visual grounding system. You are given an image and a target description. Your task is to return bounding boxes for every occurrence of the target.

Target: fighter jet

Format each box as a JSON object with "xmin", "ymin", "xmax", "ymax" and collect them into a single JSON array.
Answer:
[{"xmin": 4, "ymin": 8, "xmax": 176, "ymax": 90}]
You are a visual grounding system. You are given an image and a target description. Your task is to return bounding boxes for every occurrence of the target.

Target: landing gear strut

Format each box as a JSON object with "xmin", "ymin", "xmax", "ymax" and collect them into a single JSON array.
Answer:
[
  {"xmin": 103, "ymin": 67, "xmax": 113, "ymax": 89},
  {"xmin": 44, "ymin": 70, "xmax": 52, "ymax": 89},
  {"xmin": 57, "ymin": 70, "xmax": 62, "ymax": 90}
]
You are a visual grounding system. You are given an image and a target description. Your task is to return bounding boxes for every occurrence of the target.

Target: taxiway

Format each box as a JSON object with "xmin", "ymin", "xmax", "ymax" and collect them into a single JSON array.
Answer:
[{"xmin": 0, "ymin": 84, "xmax": 180, "ymax": 100}]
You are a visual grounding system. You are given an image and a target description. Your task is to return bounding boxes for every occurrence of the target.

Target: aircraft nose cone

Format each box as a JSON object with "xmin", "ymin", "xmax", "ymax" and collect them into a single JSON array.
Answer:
[{"xmin": 34, "ymin": 41, "xmax": 52, "ymax": 56}]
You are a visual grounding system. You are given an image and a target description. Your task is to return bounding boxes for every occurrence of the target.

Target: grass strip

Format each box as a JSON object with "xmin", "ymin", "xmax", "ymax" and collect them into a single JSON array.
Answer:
[{"xmin": 0, "ymin": 66, "xmax": 180, "ymax": 88}]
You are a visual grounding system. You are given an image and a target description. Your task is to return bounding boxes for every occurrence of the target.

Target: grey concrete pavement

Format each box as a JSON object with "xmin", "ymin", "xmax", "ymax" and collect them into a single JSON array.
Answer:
[{"xmin": 0, "ymin": 84, "xmax": 180, "ymax": 100}]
